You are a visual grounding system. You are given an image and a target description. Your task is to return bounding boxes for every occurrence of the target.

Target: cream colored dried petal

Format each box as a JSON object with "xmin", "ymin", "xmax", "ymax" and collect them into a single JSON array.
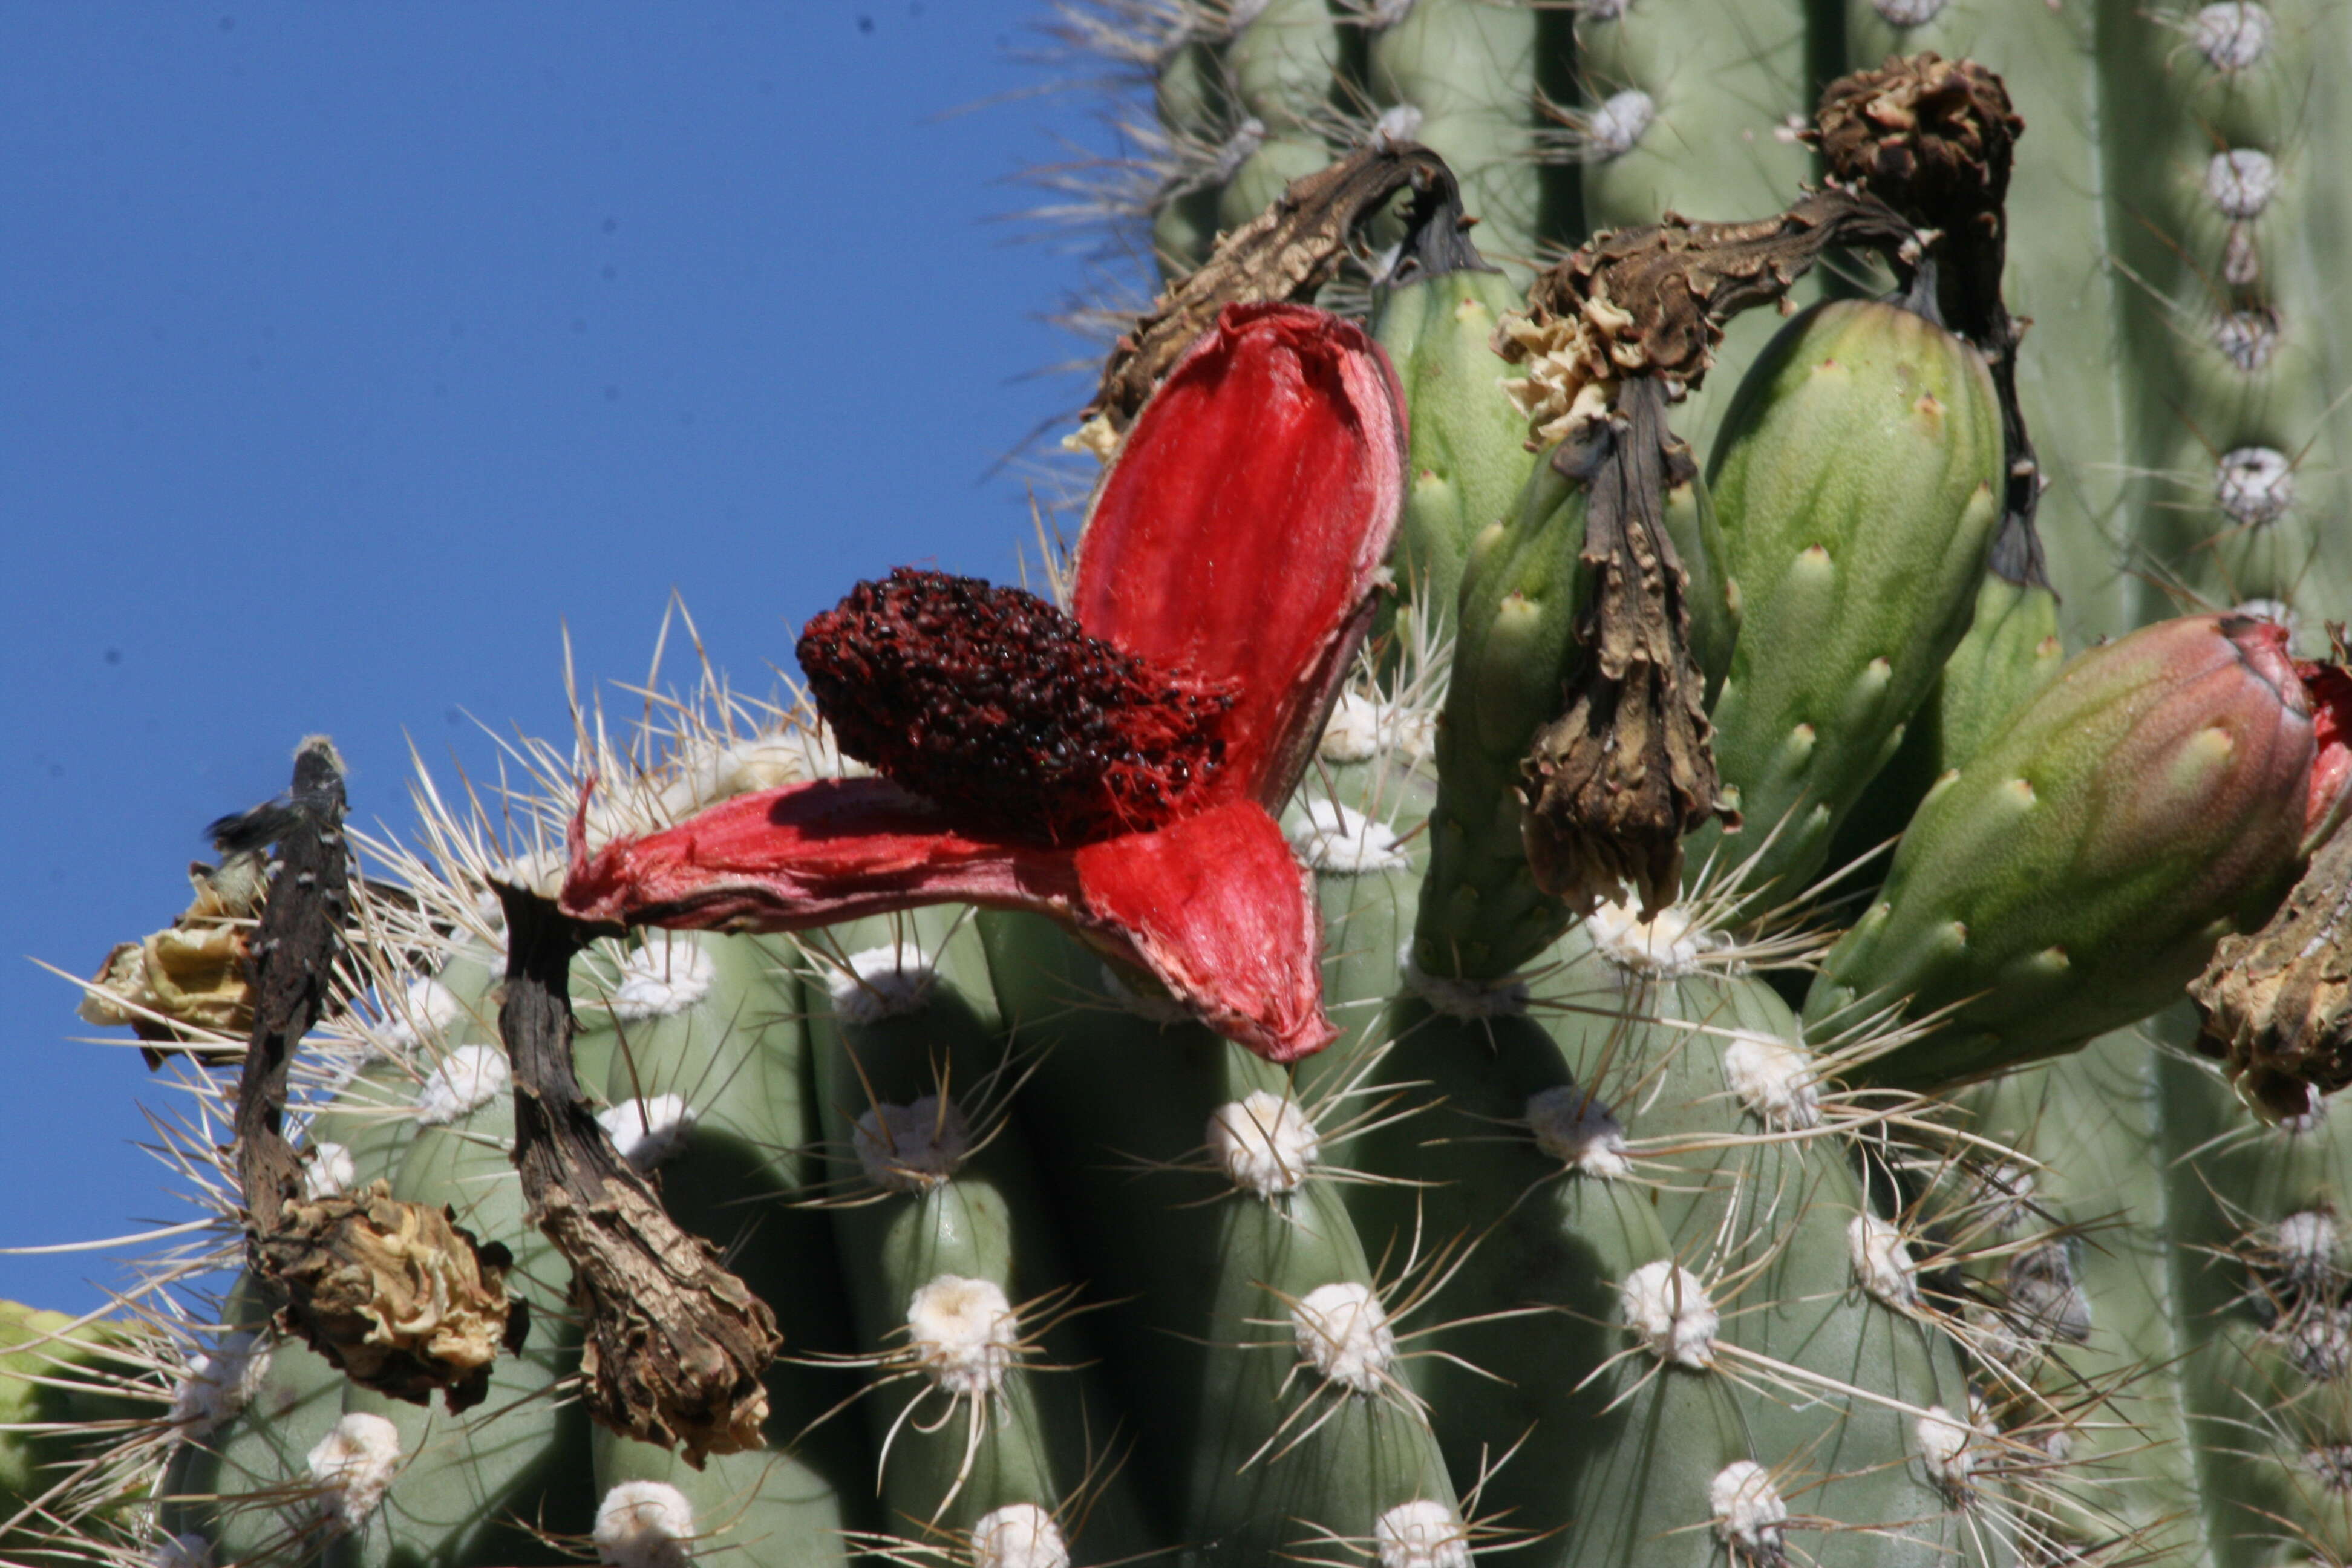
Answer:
[
  {"xmin": 258, "ymin": 1180, "xmax": 515, "ymax": 1411},
  {"xmin": 1493, "ymin": 309, "xmax": 1619, "ymax": 448}
]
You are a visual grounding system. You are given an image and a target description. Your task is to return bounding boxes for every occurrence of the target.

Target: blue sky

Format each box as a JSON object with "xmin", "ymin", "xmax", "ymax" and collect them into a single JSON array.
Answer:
[{"xmin": 1, "ymin": 5, "xmax": 1140, "ymax": 1312}]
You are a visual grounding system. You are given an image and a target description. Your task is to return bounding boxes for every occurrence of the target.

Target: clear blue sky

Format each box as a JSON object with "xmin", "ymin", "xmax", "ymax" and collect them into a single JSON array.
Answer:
[{"xmin": 1, "ymin": 5, "xmax": 1138, "ymax": 1312}]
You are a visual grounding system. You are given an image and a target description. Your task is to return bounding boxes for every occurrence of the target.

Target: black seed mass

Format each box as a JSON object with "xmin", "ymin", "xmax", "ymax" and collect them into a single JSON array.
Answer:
[{"xmin": 797, "ymin": 567, "xmax": 1234, "ymax": 845}]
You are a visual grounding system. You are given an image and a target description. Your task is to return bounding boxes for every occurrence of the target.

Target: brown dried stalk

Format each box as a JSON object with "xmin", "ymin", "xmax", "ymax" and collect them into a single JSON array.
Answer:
[
  {"xmin": 1520, "ymin": 379, "xmax": 1732, "ymax": 918},
  {"xmin": 498, "ymin": 885, "xmax": 781, "ymax": 1465},
  {"xmin": 232, "ymin": 737, "xmax": 522, "ymax": 1413},
  {"xmin": 1518, "ymin": 186, "xmax": 1918, "ymax": 400},
  {"xmin": 1078, "ymin": 140, "xmax": 1459, "ymax": 450},
  {"xmin": 2194, "ymin": 822, "xmax": 2352, "ymax": 1119}
]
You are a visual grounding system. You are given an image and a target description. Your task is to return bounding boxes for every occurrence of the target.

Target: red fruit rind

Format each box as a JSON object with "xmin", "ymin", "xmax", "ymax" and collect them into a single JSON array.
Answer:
[
  {"xmin": 561, "ymin": 302, "xmax": 1406, "ymax": 1063},
  {"xmin": 1072, "ymin": 800, "xmax": 1335, "ymax": 1063},
  {"xmin": 2296, "ymin": 658, "xmax": 2352, "ymax": 841},
  {"xmin": 1073, "ymin": 302, "xmax": 1408, "ymax": 809},
  {"xmin": 561, "ymin": 778, "xmax": 1086, "ymax": 932}
]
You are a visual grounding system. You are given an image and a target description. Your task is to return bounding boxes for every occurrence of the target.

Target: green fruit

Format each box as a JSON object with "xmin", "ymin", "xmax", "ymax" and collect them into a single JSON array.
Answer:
[
  {"xmin": 1809, "ymin": 612, "xmax": 2315, "ymax": 1087},
  {"xmin": 1700, "ymin": 298, "xmax": 2007, "ymax": 904}
]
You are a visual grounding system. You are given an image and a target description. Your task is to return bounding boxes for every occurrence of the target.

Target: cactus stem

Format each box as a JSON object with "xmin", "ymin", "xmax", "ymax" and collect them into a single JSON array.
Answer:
[
  {"xmin": 1109, "ymin": 1034, "xmax": 1423, "ymax": 1197},
  {"xmin": 797, "ymin": 1033, "xmax": 1032, "ymax": 1209}
]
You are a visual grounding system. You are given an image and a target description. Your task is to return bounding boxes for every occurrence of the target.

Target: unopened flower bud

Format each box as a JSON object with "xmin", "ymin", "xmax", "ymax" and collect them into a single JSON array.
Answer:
[{"xmin": 1810, "ymin": 613, "xmax": 2316, "ymax": 1088}]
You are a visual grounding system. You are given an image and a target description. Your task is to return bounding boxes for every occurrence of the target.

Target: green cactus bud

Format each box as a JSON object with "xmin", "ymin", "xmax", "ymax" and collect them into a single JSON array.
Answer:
[
  {"xmin": 1823, "ymin": 522, "xmax": 2066, "ymax": 880},
  {"xmin": 1702, "ymin": 297, "xmax": 2007, "ymax": 903},
  {"xmin": 0, "ymin": 1304, "xmax": 142, "ymax": 1538},
  {"xmin": 1413, "ymin": 454, "xmax": 1588, "ymax": 980},
  {"xmin": 1808, "ymin": 613, "xmax": 2317, "ymax": 1088},
  {"xmin": 1932, "ymin": 538, "xmax": 2067, "ymax": 774},
  {"xmin": 1370, "ymin": 249, "xmax": 1536, "ymax": 642}
]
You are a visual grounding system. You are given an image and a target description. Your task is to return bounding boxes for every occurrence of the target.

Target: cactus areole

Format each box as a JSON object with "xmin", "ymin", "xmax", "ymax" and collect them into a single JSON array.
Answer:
[{"xmin": 564, "ymin": 302, "xmax": 1407, "ymax": 1062}]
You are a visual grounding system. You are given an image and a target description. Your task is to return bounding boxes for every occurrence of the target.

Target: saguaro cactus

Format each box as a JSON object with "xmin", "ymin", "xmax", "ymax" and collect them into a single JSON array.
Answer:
[{"xmin": 19, "ymin": 23, "xmax": 2352, "ymax": 1568}]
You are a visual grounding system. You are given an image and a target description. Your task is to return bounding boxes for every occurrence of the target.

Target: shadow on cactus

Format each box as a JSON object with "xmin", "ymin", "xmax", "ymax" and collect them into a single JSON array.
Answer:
[{"xmin": 22, "ymin": 34, "xmax": 2352, "ymax": 1568}]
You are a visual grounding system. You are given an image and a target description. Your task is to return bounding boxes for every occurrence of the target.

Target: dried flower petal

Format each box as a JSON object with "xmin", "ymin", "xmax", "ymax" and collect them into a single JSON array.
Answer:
[
  {"xmin": 255, "ymin": 1182, "xmax": 523, "ymax": 1413},
  {"xmin": 1520, "ymin": 380, "xmax": 1731, "ymax": 918}
]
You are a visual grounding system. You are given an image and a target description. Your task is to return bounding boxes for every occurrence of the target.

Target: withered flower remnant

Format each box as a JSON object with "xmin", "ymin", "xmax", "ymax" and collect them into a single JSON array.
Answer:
[{"xmin": 500, "ymin": 886, "xmax": 781, "ymax": 1464}]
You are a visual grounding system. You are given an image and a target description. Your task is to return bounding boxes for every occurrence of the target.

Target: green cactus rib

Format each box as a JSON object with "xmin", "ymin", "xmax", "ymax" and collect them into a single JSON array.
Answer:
[
  {"xmin": 1217, "ymin": 0, "xmax": 1349, "ymax": 234},
  {"xmin": 1413, "ymin": 450, "xmax": 1590, "ymax": 983},
  {"xmin": 1338, "ymin": 899, "xmax": 2044, "ymax": 1566},
  {"xmin": 1823, "ymin": 548, "xmax": 2066, "ymax": 891},
  {"xmin": 1364, "ymin": 0, "xmax": 1546, "ymax": 273},
  {"xmin": 979, "ymin": 906, "xmax": 1463, "ymax": 1562},
  {"xmin": 1937, "ymin": 1025, "xmax": 2214, "ymax": 1564},
  {"xmin": 1351, "ymin": 998, "xmax": 1770, "ymax": 1568},
  {"xmin": 1370, "ymin": 255, "xmax": 1541, "ymax": 644},
  {"xmin": 1584, "ymin": 964, "xmax": 1995, "ymax": 1566},
  {"xmin": 1279, "ymin": 742, "xmax": 1436, "ymax": 1164},
  {"xmin": 806, "ymin": 909, "xmax": 1160, "ymax": 1556},
  {"xmin": 1945, "ymin": 1010, "xmax": 2352, "ymax": 1566},
  {"xmin": 2092, "ymin": 0, "xmax": 2352, "ymax": 637},
  {"xmin": 586, "ymin": 930, "xmax": 869, "ymax": 1566}
]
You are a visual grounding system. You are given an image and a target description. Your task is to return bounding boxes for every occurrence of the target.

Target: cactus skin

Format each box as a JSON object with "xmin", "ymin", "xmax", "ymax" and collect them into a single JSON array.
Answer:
[
  {"xmin": 2094, "ymin": 0, "xmax": 2352, "ymax": 638},
  {"xmin": 1369, "ymin": 255, "xmax": 1538, "ymax": 643},
  {"xmin": 1809, "ymin": 613, "xmax": 2314, "ymax": 1088},
  {"xmin": 1364, "ymin": 0, "xmax": 1544, "ymax": 272},
  {"xmin": 1701, "ymin": 298, "xmax": 2007, "ymax": 902},
  {"xmin": 1929, "ymin": 556, "xmax": 2066, "ymax": 777},
  {"xmin": 1824, "ymin": 542, "xmax": 2066, "ymax": 882},
  {"xmin": 1218, "ymin": 0, "xmax": 1348, "ymax": 234}
]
